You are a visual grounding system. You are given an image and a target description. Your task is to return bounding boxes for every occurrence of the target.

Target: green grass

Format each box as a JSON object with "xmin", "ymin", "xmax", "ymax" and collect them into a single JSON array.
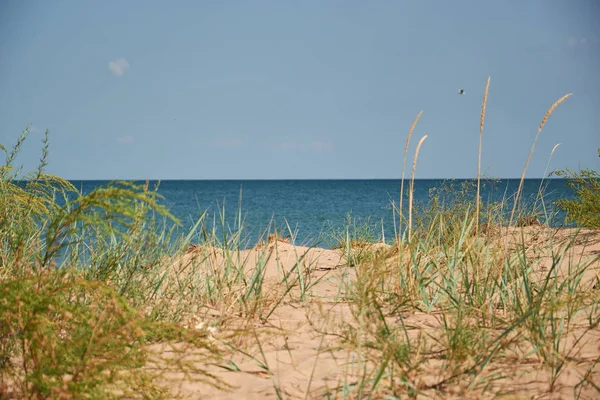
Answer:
[
  {"xmin": 0, "ymin": 125, "xmax": 330, "ymax": 398},
  {"xmin": 308, "ymin": 86, "xmax": 600, "ymax": 399},
  {"xmin": 0, "ymin": 127, "xmax": 236, "ymax": 398},
  {"xmin": 552, "ymin": 156, "xmax": 600, "ymax": 229}
]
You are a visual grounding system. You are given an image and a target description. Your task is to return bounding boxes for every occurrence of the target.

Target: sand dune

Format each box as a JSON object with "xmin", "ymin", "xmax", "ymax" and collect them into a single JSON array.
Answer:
[{"xmin": 158, "ymin": 228, "xmax": 600, "ymax": 399}]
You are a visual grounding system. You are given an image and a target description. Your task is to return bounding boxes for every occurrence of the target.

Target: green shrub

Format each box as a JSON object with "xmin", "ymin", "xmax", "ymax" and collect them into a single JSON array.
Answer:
[
  {"xmin": 1, "ymin": 127, "xmax": 225, "ymax": 398},
  {"xmin": 553, "ymin": 148, "xmax": 600, "ymax": 229},
  {"xmin": 0, "ymin": 270, "xmax": 223, "ymax": 399}
]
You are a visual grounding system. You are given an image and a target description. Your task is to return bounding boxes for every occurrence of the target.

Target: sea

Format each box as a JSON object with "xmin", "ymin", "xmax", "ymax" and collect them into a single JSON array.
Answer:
[{"xmin": 65, "ymin": 179, "xmax": 576, "ymax": 248}]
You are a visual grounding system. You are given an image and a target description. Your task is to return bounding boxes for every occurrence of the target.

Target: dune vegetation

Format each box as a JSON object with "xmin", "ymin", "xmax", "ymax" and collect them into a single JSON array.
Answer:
[{"xmin": 1, "ymin": 80, "xmax": 599, "ymax": 399}]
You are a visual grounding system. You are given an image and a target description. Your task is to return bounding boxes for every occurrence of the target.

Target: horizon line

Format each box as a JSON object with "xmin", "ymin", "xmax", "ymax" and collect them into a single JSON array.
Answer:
[{"xmin": 18, "ymin": 177, "xmax": 570, "ymax": 181}]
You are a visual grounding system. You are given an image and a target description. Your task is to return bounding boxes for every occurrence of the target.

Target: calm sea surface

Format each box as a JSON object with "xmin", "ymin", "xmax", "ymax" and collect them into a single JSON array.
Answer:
[{"xmin": 66, "ymin": 179, "xmax": 576, "ymax": 248}]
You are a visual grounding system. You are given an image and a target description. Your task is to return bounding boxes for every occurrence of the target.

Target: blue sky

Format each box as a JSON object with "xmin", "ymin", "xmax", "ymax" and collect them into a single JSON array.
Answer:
[{"xmin": 0, "ymin": 0, "xmax": 598, "ymax": 179}]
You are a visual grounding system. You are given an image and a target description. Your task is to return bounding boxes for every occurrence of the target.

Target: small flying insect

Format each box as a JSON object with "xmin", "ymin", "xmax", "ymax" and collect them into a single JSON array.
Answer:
[{"xmin": 458, "ymin": 89, "xmax": 465, "ymax": 95}]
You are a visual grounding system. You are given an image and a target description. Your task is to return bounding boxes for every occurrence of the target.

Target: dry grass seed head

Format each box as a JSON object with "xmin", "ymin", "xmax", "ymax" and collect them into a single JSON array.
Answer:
[
  {"xmin": 539, "ymin": 93, "xmax": 572, "ymax": 133},
  {"xmin": 480, "ymin": 77, "xmax": 491, "ymax": 134}
]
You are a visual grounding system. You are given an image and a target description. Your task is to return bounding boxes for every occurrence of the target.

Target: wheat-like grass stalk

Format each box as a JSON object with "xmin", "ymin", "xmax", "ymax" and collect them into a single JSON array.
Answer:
[
  {"xmin": 408, "ymin": 135, "xmax": 428, "ymax": 244},
  {"xmin": 508, "ymin": 93, "xmax": 572, "ymax": 229},
  {"xmin": 407, "ymin": 134, "xmax": 427, "ymax": 290},
  {"xmin": 533, "ymin": 143, "xmax": 561, "ymax": 213},
  {"xmin": 543, "ymin": 143, "xmax": 561, "ymax": 181},
  {"xmin": 399, "ymin": 111, "xmax": 422, "ymax": 246},
  {"xmin": 476, "ymin": 77, "xmax": 491, "ymax": 235}
]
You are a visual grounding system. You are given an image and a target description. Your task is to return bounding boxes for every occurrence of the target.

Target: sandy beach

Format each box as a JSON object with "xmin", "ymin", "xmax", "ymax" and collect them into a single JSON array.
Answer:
[{"xmin": 152, "ymin": 227, "xmax": 600, "ymax": 399}]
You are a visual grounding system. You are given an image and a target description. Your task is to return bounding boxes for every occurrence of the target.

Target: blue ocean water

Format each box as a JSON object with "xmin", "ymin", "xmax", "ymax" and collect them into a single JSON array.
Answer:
[{"xmin": 66, "ymin": 179, "xmax": 576, "ymax": 248}]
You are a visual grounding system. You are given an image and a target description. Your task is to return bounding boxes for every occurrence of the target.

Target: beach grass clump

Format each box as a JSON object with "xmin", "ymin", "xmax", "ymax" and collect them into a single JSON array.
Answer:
[
  {"xmin": 411, "ymin": 179, "xmax": 503, "ymax": 244},
  {"xmin": 0, "ymin": 127, "xmax": 229, "ymax": 398},
  {"xmin": 327, "ymin": 214, "xmax": 387, "ymax": 267},
  {"xmin": 552, "ymin": 149, "xmax": 600, "ymax": 229},
  {"xmin": 310, "ymin": 85, "xmax": 599, "ymax": 399},
  {"xmin": 322, "ymin": 207, "xmax": 599, "ymax": 398},
  {"xmin": 0, "ymin": 269, "xmax": 224, "ymax": 399}
]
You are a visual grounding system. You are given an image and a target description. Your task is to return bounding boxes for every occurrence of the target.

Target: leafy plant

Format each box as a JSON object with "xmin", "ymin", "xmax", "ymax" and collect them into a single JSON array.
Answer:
[
  {"xmin": 0, "ymin": 127, "xmax": 226, "ymax": 398},
  {"xmin": 553, "ymin": 148, "xmax": 600, "ymax": 228},
  {"xmin": 0, "ymin": 270, "xmax": 224, "ymax": 399}
]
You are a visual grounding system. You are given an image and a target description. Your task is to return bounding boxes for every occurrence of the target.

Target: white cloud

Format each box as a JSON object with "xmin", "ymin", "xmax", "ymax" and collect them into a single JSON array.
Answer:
[
  {"xmin": 311, "ymin": 140, "xmax": 334, "ymax": 153},
  {"xmin": 212, "ymin": 137, "xmax": 244, "ymax": 149},
  {"xmin": 275, "ymin": 140, "xmax": 297, "ymax": 151},
  {"xmin": 567, "ymin": 37, "xmax": 599, "ymax": 47},
  {"xmin": 116, "ymin": 135, "xmax": 134, "ymax": 144},
  {"xmin": 108, "ymin": 58, "xmax": 130, "ymax": 77}
]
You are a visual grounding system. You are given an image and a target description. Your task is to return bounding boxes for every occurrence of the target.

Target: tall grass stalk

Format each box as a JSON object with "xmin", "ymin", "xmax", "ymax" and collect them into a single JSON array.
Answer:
[
  {"xmin": 509, "ymin": 93, "xmax": 572, "ymax": 229},
  {"xmin": 408, "ymin": 135, "xmax": 428, "ymax": 243},
  {"xmin": 476, "ymin": 77, "xmax": 491, "ymax": 235},
  {"xmin": 398, "ymin": 111, "xmax": 422, "ymax": 247},
  {"xmin": 533, "ymin": 143, "xmax": 561, "ymax": 215},
  {"xmin": 407, "ymin": 134, "xmax": 427, "ymax": 292}
]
